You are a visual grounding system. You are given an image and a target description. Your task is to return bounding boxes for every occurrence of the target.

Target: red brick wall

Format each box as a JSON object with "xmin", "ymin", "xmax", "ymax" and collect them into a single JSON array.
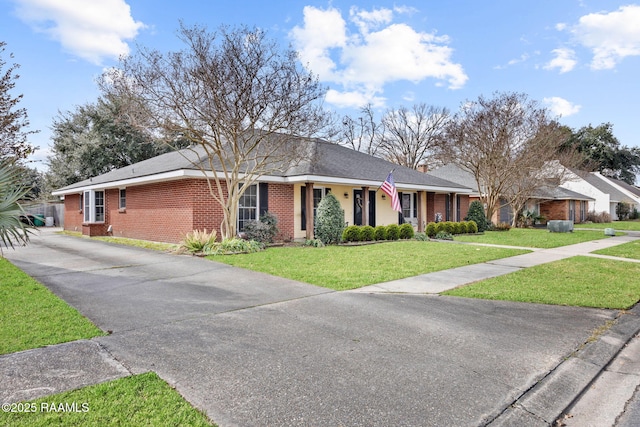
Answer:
[
  {"xmin": 433, "ymin": 194, "xmax": 448, "ymax": 221},
  {"xmin": 65, "ymin": 179, "xmax": 296, "ymax": 244},
  {"xmin": 64, "ymin": 193, "xmax": 84, "ymax": 232},
  {"xmin": 458, "ymin": 195, "xmax": 470, "ymax": 221},
  {"xmin": 267, "ymin": 183, "xmax": 295, "ymax": 241},
  {"xmin": 540, "ymin": 200, "xmax": 569, "ymax": 222}
]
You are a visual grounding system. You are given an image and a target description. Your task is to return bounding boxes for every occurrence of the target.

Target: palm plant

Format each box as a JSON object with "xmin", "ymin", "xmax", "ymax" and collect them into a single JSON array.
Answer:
[{"xmin": 0, "ymin": 159, "xmax": 33, "ymax": 253}]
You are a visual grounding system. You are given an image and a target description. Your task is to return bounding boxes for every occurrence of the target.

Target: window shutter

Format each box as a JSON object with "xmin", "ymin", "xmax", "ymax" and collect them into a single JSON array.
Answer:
[
  {"xmin": 301, "ymin": 186, "xmax": 306, "ymax": 230},
  {"xmin": 413, "ymin": 193, "xmax": 417, "ymax": 218},
  {"xmin": 259, "ymin": 183, "xmax": 269, "ymax": 217},
  {"xmin": 398, "ymin": 191, "xmax": 404, "ymax": 224}
]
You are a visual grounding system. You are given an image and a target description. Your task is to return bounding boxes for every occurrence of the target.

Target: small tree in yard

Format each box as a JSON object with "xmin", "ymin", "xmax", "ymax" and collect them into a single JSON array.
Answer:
[
  {"xmin": 314, "ymin": 193, "xmax": 344, "ymax": 245},
  {"xmin": 465, "ymin": 200, "xmax": 488, "ymax": 232},
  {"xmin": 101, "ymin": 24, "xmax": 330, "ymax": 239}
]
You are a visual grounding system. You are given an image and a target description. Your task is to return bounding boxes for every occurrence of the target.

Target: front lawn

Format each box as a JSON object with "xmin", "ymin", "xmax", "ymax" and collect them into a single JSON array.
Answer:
[
  {"xmin": 0, "ymin": 258, "xmax": 104, "ymax": 355},
  {"xmin": 0, "ymin": 372, "xmax": 214, "ymax": 426},
  {"xmin": 454, "ymin": 228, "xmax": 614, "ymax": 248},
  {"xmin": 443, "ymin": 256, "xmax": 640, "ymax": 309},
  {"xmin": 593, "ymin": 240, "xmax": 640, "ymax": 260},
  {"xmin": 212, "ymin": 241, "xmax": 528, "ymax": 290},
  {"xmin": 576, "ymin": 220, "xmax": 640, "ymax": 231}
]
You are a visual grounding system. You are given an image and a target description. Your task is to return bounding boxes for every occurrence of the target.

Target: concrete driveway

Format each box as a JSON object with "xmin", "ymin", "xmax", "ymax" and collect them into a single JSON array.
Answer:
[{"xmin": 4, "ymin": 230, "xmax": 622, "ymax": 426}]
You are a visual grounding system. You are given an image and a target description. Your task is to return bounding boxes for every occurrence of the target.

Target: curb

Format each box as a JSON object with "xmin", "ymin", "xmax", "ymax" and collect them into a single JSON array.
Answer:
[{"xmin": 487, "ymin": 304, "xmax": 640, "ymax": 426}]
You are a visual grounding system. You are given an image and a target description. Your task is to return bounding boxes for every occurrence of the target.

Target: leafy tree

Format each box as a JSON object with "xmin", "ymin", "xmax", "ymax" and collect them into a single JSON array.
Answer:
[
  {"xmin": 45, "ymin": 95, "xmax": 175, "ymax": 190},
  {"xmin": 0, "ymin": 159, "xmax": 33, "ymax": 252},
  {"xmin": 102, "ymin": 24, "xmax": 330, "ymax": 239},
  {"xmin": 314, "ymin": 193, "xmax": 345, "ymax": 245},
  {"xmin": 0, "ymin": 42, "xmax": 37, "ymax": 161},
  {"xmin": 563, "ymin": 123, "xmax": 640, "ymax": 184}
]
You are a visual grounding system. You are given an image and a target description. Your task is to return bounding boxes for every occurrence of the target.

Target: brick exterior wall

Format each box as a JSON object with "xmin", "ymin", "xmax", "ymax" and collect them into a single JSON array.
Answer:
[
  {"xmin": 457, "ymin": 195, "xmax": 470, "ymax": 221},
  {"xmin": 540, "ymin": 200, "xmax": 569, "ymax": 222},
  {"xmin": 63, "ymin": 179, "xmax": 296, "ymax": 244}
]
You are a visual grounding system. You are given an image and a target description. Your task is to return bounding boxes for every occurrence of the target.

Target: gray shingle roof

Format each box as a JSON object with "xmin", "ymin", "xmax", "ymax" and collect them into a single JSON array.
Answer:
[
  {"xmin": 54, "ymin": 138, "xmax": 472, "ymax": 194},
  {"xmin": 531, "ymin": 186, "xmax": 593, "ymax": 201},
  {"xmin": 580, "ymin": 173, "xmax": 633, "ymax": 203},
  {"xmin": 428, "ymin": 164, "xmax": 479, "ymax": 192}
]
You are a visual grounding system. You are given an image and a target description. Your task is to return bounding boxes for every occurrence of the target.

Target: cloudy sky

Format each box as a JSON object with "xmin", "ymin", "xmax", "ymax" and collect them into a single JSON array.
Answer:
[{"xmin": 2, "ymin": 0, "xmax": 639, "ymax": 170}]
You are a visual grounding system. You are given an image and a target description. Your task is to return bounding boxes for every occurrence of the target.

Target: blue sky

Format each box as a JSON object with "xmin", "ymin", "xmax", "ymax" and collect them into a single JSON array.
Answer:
[{"xmin": 2, "ymin": 0, "xmax": 639, "ymax": 171}]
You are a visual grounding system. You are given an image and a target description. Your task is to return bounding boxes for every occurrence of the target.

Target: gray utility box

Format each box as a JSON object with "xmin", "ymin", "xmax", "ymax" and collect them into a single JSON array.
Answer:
[
  {"xmin": 547, "ymin": 220, "xmax": 574, "ymax": 233},
  {"xmin": 604, "ymin": 228, "xmax": 616, "ymax": 236}
]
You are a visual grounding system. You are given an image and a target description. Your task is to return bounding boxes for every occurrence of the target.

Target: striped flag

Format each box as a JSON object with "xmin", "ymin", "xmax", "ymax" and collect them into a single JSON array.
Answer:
[{"xmin": 380, "ymin": 172, "xmax": 401, "ymax": 212}]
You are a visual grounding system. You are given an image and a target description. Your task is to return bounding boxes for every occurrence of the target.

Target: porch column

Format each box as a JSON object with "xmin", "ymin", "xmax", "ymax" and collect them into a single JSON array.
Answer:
[
  {"xmin": 417, "ymin": 191, "xmax": 425, "ymax": 232},
  {"xmin": 451, "ymin": 193, "xmax": 458, "ymax": 221},
  {"xmin": 305, "ymin": 182, "xmax": 314, "ymax": 240},
  {"xmin": 362, "ymin": 186, "xmax": 369, "ymax": 226}
]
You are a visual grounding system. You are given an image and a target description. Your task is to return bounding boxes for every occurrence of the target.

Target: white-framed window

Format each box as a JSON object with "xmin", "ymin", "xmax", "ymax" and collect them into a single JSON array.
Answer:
[
  {"xmin": 401, "ymin": 193, "xmax": 417, "ymax": 219},
  {"xmin": 119, "ymin": 189, "xmax": 126, "ymax": 209},
  {"xmin": 83, "ymin": 190, "xmax": 105, "ymax": 223},
  {"xmin": 238, "ymin": 184, "xmax": 258, "ymax": 232}
]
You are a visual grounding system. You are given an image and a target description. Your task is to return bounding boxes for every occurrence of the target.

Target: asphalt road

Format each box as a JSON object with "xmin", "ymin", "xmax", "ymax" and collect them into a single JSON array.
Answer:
[{"xmin": 5, "ymin": 230, "xmax": 622, "ymax": 426}]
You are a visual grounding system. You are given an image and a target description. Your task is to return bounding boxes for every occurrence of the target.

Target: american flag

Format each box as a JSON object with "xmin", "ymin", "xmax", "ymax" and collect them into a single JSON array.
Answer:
[{"xmin": 380, "ymin": 172, "xmax": 401, "ymax": 212}]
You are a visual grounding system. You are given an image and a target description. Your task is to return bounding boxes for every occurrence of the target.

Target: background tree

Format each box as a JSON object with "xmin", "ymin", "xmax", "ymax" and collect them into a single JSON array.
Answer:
[
  {"xmin": 378, "ymin": 103, "xmax": 449, "ymax": 169},
  {"xmin": 45, "ymin": 94, "xmax": 176, "ymax": 191},
  {"xmin": 442, "ymin": 92, "xmax": 577, "ymax": 224},
  {"xmin": 562, "ymin": 123, "xmax": 640, "ymax": 184},
  {"xmin": 101, "ymin": 23, "xmax": 330, "ymax": 239},
  {"xmin": 335, "ymin": 104, "xmax": 381, "ymax": 156},
  {"xmin": 0, "ymin": 41, "xmax": 37, "ymax": 160}
]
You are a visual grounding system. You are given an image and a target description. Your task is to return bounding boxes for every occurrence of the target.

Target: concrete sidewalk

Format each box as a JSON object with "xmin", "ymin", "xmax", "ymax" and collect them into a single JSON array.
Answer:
[{"xmin": 350, "ymin": 233, "xmax": 640, "ymax": 294}]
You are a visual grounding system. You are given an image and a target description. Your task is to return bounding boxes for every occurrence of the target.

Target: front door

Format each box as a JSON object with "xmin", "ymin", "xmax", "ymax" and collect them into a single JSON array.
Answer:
[{"xmin": 353, "ymin": 190, "xmax": 376, "ymax": 226}]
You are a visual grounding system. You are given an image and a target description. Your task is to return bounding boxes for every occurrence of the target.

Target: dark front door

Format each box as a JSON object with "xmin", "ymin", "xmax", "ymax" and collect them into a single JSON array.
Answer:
[{"xmin": 353, "ymin": 190, "xmax": 376, "ymax": 226}]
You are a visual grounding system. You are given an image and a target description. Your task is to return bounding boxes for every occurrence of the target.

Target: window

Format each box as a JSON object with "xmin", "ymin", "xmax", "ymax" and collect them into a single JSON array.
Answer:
[
  {"xmin": 238, "ymin": 184, "xmax": 258, "ymax": 232},
  {"xmin": 569, "ymin": 200, "xmax": 576, "ymax": 222},
  {"xmin": 83, "ymin": 190, "xmax": 105, "ymax": 223},
  {"xmin": 119, "ymin": 189, "xmax": 126, "ymax": 209},
  {"xmin": 580, "ymin": 201, "xmax": 587, "ymax": 222},
  {"xmin": 401, "ymin": 193, "xmax": 417, "ymax": 219}
]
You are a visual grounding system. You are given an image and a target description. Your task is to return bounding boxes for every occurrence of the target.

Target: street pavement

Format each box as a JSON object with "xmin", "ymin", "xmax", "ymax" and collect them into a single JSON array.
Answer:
[{"xmin": 1, "ymin": 228, "xmax": 639, "ymax": 426}]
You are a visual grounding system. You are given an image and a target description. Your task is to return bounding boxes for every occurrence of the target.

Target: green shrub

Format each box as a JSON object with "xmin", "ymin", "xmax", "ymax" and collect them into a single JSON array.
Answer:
[
  {"xmin": 386, "ymin": 224, "xmax": 400, "ymax": 240},
  {"xmin": 434, "ymin": 232, "xmax": 453, "ymax": 240},
  {"xmin": 452, "ymin": 222, "xmax": 464, "ymax": 235},
  {"xmin": 243, "ymin": 211, "xmax": 279, "ymax": 243},
  {"xmin": 435, "ymin": 222, "xmax": 447, "ymax": 234},
  {"xmin": 374, "ymin": 225, "xmax": 387, "ymax": 241},
  {"xmin": 466, "ymin": 220, "xmax": 478, "ymax": 234},
  {"xmin": 414, "ymin": 232, "xmax": 429, "ymax": 241},
  {"xmin": 181, "ymin": 229, "xmax": 218, "ymax": 253},
  {"xmin": 465, "ymin": 200, "xmax": 488, "ymax": 232},
  {"xmin": 207, "ymin": 238, "xmax": 263, "ymax": 255},
  {"xmin": 342, "ymin": 225, "xmax": 363, "ymax": 242},
  {"xmin": 361, "ymin": 225, "xmax": 375, "ymax": 241},
  {"xmin": 314, "ymin": 193, "xmax": 345, "ymax": 245},
  {"xmin": 304, "ymin": 239, "xmax": 325, "ymax": 247},
  {"xmin": 399, "ymin": 223, "xmax": 415, "ymax": 239},
  {"xmin": 426, "ymin": 222, "xmax": 437, "ymax": 237}
]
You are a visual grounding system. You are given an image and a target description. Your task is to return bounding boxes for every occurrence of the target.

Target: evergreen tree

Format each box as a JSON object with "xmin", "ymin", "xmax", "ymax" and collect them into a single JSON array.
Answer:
[{"xmin": 314, "ymin": 193, "xmax": 345, "ymax": 245}]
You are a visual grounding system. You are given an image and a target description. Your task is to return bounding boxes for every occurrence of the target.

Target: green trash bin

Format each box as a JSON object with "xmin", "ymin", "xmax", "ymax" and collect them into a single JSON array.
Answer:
[{"xmin": 33, "ymin": 215, "xmax": 45, "ymax": 227}]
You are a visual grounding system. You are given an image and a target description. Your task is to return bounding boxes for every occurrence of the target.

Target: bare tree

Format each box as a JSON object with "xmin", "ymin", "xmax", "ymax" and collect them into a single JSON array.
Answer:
[
  {"xmin": 442, "ymin": 92, "xmax": 578, "ymax": 225},
  {"xmin": 377, "ymin": 103, "xmax": 449, "ymax": 169},
  {"xmin": 101, "ymin": 24, "xmax": 330, "ymax": 239},
  {"xmin": 0, "ymin": 41, "xmax": 37, "ymax": 160},
  {"xmin": 335, "ymin": 104, "xmax": 381, "ymax": 156}
]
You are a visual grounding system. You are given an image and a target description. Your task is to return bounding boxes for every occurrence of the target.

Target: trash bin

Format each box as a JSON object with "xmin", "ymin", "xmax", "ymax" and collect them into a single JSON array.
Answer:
[{"xmin": 33, "ymin": 215, "xmax": 45, "ymax": 227}]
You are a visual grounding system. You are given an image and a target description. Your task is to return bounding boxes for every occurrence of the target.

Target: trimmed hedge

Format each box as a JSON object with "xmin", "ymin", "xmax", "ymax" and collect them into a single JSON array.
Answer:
[{"xmin": 426, "ymin": 220, "xmax": 478, "ymax": 237}]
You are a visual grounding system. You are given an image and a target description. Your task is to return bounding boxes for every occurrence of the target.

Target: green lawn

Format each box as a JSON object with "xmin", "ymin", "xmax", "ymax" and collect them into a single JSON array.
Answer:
[
  {"xmin": 577, "ymin": 220, "xmax": 640, "ymax": 231},
  {"xmin": 0, "ymin": 258, "xmax": 104, "ymax": 355},
  {"xmin": 443, "ymin": 256, "xmax": 640, "ymax": 309},
  {"xmin": 212, "ymin": 241, "xmax": 529, "ymax": 290},
  {"xmin": 0, "ymin": 372, "xmax": 214, "ymax": 427},
  {"xmin": 454, "ymin": 228, "xmax": 615, "ymax": 248},
  {"xmin": 593, "ymin": 240, "xmax": 640, "ymax": 260}
]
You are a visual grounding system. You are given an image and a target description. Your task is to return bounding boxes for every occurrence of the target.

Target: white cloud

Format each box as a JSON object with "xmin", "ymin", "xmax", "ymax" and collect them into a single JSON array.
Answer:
[
  {"xmin": 544, "ymin": 48, "xmax": 577, "ymax": 73},
  {"xmin": 543, "ymin": 97, "xmax": 581, "ymax": 117},
  {"xmin": 290, "ymin": 5, "xmax": 467, "ymax": 109},
  {"xmin": 13, "ymin": 0, "xmax": 145, "ymax": 65},
  {"xmin": 569, "ymin": 5, "xmax": 640, "ymax": 70}
]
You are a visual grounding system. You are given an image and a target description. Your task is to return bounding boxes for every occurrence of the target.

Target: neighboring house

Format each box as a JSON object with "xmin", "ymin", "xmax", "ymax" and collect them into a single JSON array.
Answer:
[
  {"xmin": 429, "ymin": 164, "xmax": 593, "ymax": 224},
  {"xmin": 52, "ymin": 139, "xmax": 473, "ymax": 243},
  {"xmin": 591, "ymin": 174, "xmax": 640, "ymax": 215},
  {"xmin": 560, "ymin": 170, "xmax": 636, "ymax": 220}
]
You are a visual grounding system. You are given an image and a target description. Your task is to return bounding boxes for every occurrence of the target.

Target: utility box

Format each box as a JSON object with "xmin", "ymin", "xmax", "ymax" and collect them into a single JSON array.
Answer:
[
  {"xmin": 547, "ymin": 220, "xmax": 574, "ymax": 233},
  {"xmin": 604, "ymin": 228, "xmax": 616, "ymax": 236}
]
